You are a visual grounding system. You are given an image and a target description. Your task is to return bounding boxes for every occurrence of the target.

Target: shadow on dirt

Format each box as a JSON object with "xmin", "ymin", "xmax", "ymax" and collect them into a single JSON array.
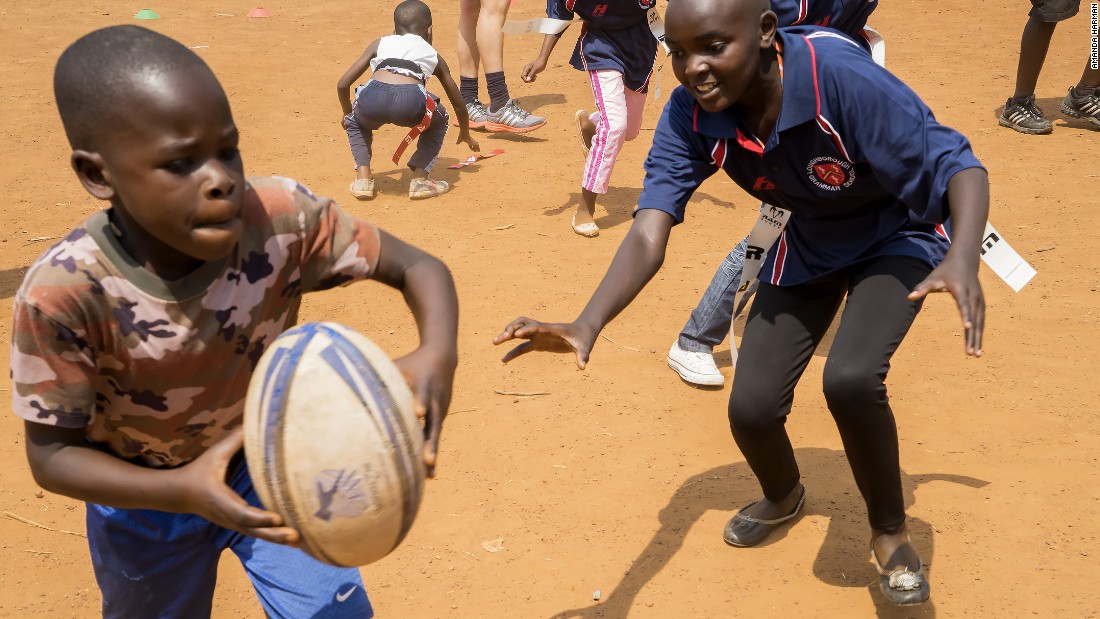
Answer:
[
  {"xmin": 549, "ymin": 447, "xmax": 988, "ymax": 619},
  {"xmin": 1, "ymin": 266, "xmax": 28, "ymax": 300},
  {"xmin": 543, "ymin": 187, "xmax": 739, "ymax": 233}
]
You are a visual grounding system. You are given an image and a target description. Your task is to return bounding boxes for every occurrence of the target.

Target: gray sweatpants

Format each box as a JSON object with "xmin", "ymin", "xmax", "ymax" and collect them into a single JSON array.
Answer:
[{"xmin": 343, "ymin": 80, "xmax": 449, "ymax": 173}]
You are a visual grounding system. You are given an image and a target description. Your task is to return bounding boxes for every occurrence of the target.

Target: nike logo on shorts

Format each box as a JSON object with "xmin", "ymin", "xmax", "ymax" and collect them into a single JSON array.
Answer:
[{"xmin": 336, "ymin": 586, "xmax": 357, "ymax": 602}]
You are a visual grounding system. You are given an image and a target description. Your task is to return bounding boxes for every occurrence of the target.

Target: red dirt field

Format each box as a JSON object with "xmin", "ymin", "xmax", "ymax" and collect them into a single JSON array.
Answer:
[{"xmin": 1, "ymin": 1, "xmax": 1097, "ymax": 617}]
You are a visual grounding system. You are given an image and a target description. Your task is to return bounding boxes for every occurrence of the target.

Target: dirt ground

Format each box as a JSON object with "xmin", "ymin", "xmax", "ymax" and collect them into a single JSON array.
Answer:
[{"xmin": 2, "ymin": 0, "xmax": 1098, "ymax": 617}]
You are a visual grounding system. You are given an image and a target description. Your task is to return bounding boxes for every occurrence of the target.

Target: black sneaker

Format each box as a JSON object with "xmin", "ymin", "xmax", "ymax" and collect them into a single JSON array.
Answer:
[
  {"xmin": 998, "ymin": 95, "xmax": 1053, "ymax": 134},
  {"xmin": 1060, "ymin": 86, "xmax": 1100, "ymax": 128}
]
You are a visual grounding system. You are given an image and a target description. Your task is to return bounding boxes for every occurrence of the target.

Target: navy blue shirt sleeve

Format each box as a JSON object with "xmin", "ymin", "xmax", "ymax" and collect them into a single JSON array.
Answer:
[
  {"xmin": 636, "ymin": 90, "xmax": 719, "ymax": 223},
  {"xmin": 547, "ymin": 0, "xmax": 574, "ymax": 20},
  {"xmin": 816, "ymin": 40, "xmax": 984, "ymax": 225}
]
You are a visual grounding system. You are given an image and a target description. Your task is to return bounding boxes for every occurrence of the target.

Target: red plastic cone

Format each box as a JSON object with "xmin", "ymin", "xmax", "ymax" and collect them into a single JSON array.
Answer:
[{"xmin": 247, "ymin": 6, "xmax": 272, "ymax": 17}]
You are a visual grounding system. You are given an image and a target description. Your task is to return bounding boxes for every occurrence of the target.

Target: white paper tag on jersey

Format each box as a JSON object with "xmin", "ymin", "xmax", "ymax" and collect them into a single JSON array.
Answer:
[
  {"xmin": 979, "ymin": 222, "xmax": 1036, "ymax": 292},
  {"xmin": 726, "ymin": 203, "xmax": 789, "ymax": 361},
  {"xmin": 502, "ymin": 18, "xmax": 572, "ymax": 35},
  {"xmin": 731, "ymin": 203, "xmax": 790, "ymax": 319}
]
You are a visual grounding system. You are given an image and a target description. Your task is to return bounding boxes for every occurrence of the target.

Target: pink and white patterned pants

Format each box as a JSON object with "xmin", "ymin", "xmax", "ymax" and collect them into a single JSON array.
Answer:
[{"xmin": 582, "ymin": 69, "xmax": 647, "ymax": 195}]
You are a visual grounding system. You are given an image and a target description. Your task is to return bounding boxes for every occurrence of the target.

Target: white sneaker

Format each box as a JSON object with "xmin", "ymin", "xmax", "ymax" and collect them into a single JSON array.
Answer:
[{"xmin": 667, "ymin": 342, "xmax": 724, "ymax": 386}]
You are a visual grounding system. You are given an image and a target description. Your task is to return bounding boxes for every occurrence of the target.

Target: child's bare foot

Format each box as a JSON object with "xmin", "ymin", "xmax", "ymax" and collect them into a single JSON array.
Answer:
[
  {"xmin": 574, "ymin": 110, "xmax": 596, "ymax": 155},
  {"xmin": 571, "ymin": 205, "xmax": 599, "ymax": 238}
]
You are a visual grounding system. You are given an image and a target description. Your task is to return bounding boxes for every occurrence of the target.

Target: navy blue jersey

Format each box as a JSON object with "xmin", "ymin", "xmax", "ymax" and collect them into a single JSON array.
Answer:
[
  {"xmin": 547, "ymin": 0, "xmax": 659, "ymax": 92},
  {"xmin": 637, "ymin": 26, "xmax": 984, "ymax": 286},
  {"xmin": 773, "ymin": 0, "xmax": 878, "ymax": 39}
]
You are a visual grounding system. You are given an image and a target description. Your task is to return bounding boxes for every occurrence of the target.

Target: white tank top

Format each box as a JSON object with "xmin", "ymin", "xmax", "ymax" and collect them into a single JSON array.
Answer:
[{"xmin": 370, "ymin": 34, "xmax": 439, "ymax": 80}]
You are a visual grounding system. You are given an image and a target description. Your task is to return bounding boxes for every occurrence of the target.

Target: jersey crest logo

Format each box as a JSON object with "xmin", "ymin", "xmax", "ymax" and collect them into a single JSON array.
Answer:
[
  {"xmin": 639, "ymin": 0, "xmax": 656, "ymax": 8},
  {"xmin": 806, "ymin": 156, "xmax": 855, "ymax": 191},
  {"xmin": 814, "ymin": 163, "xmax": 845, "ymax": 185}
]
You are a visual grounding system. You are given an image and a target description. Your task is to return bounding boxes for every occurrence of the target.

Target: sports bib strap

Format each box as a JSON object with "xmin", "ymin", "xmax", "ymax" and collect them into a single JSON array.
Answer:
[
  {"xmin": 726, "ymin": 202, "xmax": 789, "ymax": 360},
  {"xmin": 646, "ymin": 8, "xmax": 670, "ymax": 55},
  {"xmin": 503, "ymin": 9, "xmax": 671, "ymax": 50},
  {"xmin": 647, "ymin": 8, "xmax": 671, "ymax": 99},
  {"xmin": 732, "ymin": 202, "xmax": 790, "ymax": 321},
  {"xmin": 861, "ymin": 26, "xmax": 887, "ymax": 68},
  {"xmin": 503, "ymin": 7, "xmax": 671, "ymax": 99},
  {"xmin": 391, "ymin": 94, "xmax": 437, "ymax": 165},
  {"xmin": 501, "ymin": 17, "xmax": 572, "ymax": 35}
]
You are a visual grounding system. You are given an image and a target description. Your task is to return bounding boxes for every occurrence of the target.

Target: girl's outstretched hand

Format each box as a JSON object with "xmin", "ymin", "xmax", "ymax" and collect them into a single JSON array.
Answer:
[
  {"xmin": 909, "ymin": 256, "xmax": 984, "ymax": 356},
  {"xmin": 492, "ymin": 317, "xmax": 596, "ymax": 369}
]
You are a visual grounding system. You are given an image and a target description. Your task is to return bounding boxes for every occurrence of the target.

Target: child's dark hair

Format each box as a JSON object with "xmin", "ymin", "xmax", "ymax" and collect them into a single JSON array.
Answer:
[
  {"xmin": 54, "ymin": 25, "xmax": 214, "ymax": 150},
  {"xmin": 394, "ymin": 0, "xmax": 432, "ymax": 36}
]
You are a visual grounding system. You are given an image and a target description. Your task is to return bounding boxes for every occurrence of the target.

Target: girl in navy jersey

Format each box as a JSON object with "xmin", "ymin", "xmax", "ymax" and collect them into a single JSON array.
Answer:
[
  {"xmin": 496, "ymin": 0, "xmax": 988, "ymax": 606},
  {"xmin": 521, "ymin": 0, "xmax": 659, "ymax": 237},
  {"xmin": 668, "ymin": 0, "xmax": 882, "ymax": 387}
]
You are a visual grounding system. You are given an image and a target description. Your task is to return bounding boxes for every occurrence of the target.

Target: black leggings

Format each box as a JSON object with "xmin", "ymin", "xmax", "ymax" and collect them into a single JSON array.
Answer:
[{"xmin": 728, "ymin": 256, "xmax": 931, "ymax": 533}]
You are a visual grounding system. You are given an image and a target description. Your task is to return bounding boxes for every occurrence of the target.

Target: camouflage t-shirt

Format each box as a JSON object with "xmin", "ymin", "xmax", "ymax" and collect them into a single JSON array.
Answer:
[{"xmin": 10, "ymin": 176, "xmax": 381, "ymax": 467}]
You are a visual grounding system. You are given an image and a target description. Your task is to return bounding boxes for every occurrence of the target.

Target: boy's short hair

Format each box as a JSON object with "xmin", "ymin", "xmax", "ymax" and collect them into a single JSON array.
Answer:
[
  {"xmin": 394, "ymin": 0, "xmax": 432, "ymax": 35},
  {"xmin": 54, "ymin": 25, "xmax": 213, "ymax": 150}
]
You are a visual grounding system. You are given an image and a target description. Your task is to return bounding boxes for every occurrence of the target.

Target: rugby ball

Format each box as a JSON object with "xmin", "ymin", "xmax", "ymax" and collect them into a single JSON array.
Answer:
[{"xmin": 243, "ymin": 322, "xmax": 425, "ymax": 567}]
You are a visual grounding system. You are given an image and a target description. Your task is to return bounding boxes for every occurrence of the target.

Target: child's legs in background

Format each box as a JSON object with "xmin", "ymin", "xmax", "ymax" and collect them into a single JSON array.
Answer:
[
  {"xmin": 678, "ymin": 236, "xmax": 749, "ymax": 353},
  {"xmin": 621, "ymin": 85, "xmax": 646, "ymax": 142},
  {"xmin": 477, "ymin": 0, "xmax": 513, "ymax": 112},
  {"xmin": 344, "ymin": 113, "xmax": 375, "ymax": 179},
  {"xmin": 573, "ymin": 70, "xmax": 645, "ymax": 230},
  {"xmin": 582, "ymin": 69, "xmax": 638, "ymax": 196},
  {"xmin": 223, "ymin": 464, "xmax": 373, "ymax": 619},
  {"xmin": 344, "ymin": 84, "xmax": 382, "ymax": 179},
  {"xmin": 352, "ymin": 82, "xmax": 445, "ymax": 179},
  {"xmin": 86, "ymin": 503, "xmax": 223, "ymax": 618},
  {"xmin": 1078, "ymin": 59, "xmax": 1100, "ymax": 89},
  {"xmin": 1013, "ymin": 0, "xmax": 1079, "ymax": 96},
  {"xmin": 457, "ymin": 0, "xmax": 482, "ymax": 96},
  {"xmin": 1013, "ymin": 16, "xmax": 1057, "ymax": 97},
  {"xmin": 407, "ymin": 93, "xmax": 450, "ymax": 176}
]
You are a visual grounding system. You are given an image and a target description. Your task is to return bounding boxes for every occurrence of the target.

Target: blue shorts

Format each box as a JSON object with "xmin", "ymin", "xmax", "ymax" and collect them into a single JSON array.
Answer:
[{"xmin": 86, "ymin": 462, "xmax": 373, "ymax": 618}]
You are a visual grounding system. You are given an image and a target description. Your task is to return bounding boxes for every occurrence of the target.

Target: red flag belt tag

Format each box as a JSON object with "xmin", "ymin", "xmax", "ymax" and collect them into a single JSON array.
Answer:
[{"xmin": 447, "ymin": 148, "xmax": 505, "ymax": 169}]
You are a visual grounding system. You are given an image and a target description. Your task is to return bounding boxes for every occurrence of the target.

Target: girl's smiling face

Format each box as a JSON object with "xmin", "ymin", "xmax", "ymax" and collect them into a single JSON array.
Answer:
[{"xmin": 665, "ymin": 0, "xmax": 778, "ymax": 113}]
